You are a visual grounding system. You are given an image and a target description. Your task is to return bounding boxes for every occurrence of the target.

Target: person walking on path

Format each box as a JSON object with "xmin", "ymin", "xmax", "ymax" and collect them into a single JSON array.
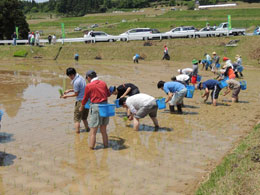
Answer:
[
  {"xmin": 12, "ymin": 32, "xmax": 17, "ymax": 46},
  {"xmin": 157, "ymin": 81, "xmax": 187, "ymax": 114},
  {"xmin": 52, "ymin": 34, "xmax": 56, "ymax": 45},
  {"xmin": 48, "ymin": 34, "xmax": 52, "ymax": 44},
  {"xmin": 197, "ymin": 79, "xmax": 222, "ymax": 106},
  {"xmin": 223, "ymin": 79, "xmax": 241, "ymax": 103},
  {"xmin": 110, "ymin": 83, "xmax": 140, "ymax": 99},
  {"xmin": 119, "ymin": 93, "xmax": 159, "ymax": 131},
  {"xmin": 61, "ymin": 68, "xmax": 89, "ymax": 134},
  {"xmin": 30, "ymin": 32, "xmax": 35, "ymax": 46},
  {"xmin": 80, "ymin": 70, "xmax": 111, "ymax": 149},
  {"xmin": 162, "ymin": 45, "xmax": 170, "ymax": 60}
]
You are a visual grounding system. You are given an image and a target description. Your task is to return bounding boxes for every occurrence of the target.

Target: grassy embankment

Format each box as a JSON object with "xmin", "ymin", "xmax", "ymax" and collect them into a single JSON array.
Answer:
[
  {"xmin": 27, "ymin": 7, "xmax": 260, "ymax": 38},
  {"xmin": 196, "ymin": 123, "xmax": 260, "ymax": 195}
]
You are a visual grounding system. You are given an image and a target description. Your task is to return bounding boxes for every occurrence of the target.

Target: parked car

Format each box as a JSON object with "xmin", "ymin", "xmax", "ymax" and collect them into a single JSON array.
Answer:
[
  {"xmin": 215, "ymin": 22, "xmax": 245, "ymax": 36},
  {"xmin": 253, "ymin": 26, "xmax": 260, "ymax": 35},
  {"xmin": 91, "ymin": 24, "xmax": 99, "ymax": 28},
  {"xmin": 84, "ymin": 31, "xmax": 117, "ymax": 42},
  {"xmin": 196, "ymin": 27, "xmax": 216, "ymax": 37},
  {"xmin": 74, "ymin": 27, "xmax": 82, "ymax": 31},
  {"xmin": 119, "ymin": 28, "xmax": 162, "ymax": 41},
  {"xmin": 165, "ymin": 26, "xmax": 198, "ymax": 38}
]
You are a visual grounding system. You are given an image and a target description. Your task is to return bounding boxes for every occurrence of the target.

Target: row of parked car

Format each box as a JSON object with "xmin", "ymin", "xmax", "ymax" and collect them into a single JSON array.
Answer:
[{"xmin": 82, "ymin": 22, "xmax": 251, "ymax": 42}]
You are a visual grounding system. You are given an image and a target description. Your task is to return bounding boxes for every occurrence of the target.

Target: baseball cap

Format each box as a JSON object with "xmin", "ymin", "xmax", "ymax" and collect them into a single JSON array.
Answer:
[
  {"xmin": 109, "ymin": 86, "xmax": 115, "ymax": 93},
  {"xmin": 223, "ymin": 57, "xmax": 229, "ymax": 61},
  {"xmin": 86, "ymin": 70, "xmax": 97, "ymax": 78},
  {"xmin": 192, "ymin": 59, "xmax": 199, "ymax": 64}
]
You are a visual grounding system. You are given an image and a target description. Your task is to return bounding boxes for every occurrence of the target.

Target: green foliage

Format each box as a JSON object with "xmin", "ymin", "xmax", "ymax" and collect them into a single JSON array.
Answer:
[
  {"xmin": 0, "ymin": 0, "xmax": 30, "ymax": 39},
  {"xmin": 13, "ymin": 50, "xmax": 28, "ymax": 57},
  {"xmin": 187, "ymin": 1, "xmax": 195, "ymax": 10}
]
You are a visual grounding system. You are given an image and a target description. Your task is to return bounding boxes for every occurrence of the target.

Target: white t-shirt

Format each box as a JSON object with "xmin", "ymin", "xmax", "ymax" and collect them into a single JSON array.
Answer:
[
  {"xmin": 176, "ymin": 74, "xmax": 190, "ymax": 82},
  {"xmin": 126, "ymin": 93, "xmax": 155, "ymax": 114},
  {"xmin": 181, "ymin": 68, "xmax": 193, "ymax": 75}
]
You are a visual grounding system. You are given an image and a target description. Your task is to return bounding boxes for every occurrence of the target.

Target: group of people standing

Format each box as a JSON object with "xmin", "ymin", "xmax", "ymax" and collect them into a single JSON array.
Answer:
[{"xmin": 27, "ymin": 31, "xmax": 41, "ymax": 46}]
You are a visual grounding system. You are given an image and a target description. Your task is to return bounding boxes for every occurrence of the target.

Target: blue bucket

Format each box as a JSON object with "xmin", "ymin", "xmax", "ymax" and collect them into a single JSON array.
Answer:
[
  {"xmin": 216, "ymin": 63, "xmax": 221, "ymax": 69},
  {"xmin": 156, "ymin": 98, "xmax": 166, "ymax": 110},
  {"xmin": 0, "ymin": 110, "xmax": 3, "ymax": 121},
  {"xmin": 223, "ymin": 77, "xmax": 229, "ymax": 81},
  {"xmin": 114, "ymin": 99, "xmax": 121, "ymax": 108},
  {"xmin": 240, "ymin": 81, "xmax": 247, "ymax": 90},
  {"xmin": 99, "ymin": 104, "xmax": 116, "ymax": 117},
  {"xmin": 197, "ymin": 75, "xmax": 202, "ymax": 82},
  {"xmin": 218, "ymin": 80, "xmax": 228, "ymax": 89},
  {"xmin": 84, "ymin": 99, "xmax": 91, "ymax": 109},
  {"xmin": 186, "ymin": 85, "xmax": 195, "ymax": 98}
]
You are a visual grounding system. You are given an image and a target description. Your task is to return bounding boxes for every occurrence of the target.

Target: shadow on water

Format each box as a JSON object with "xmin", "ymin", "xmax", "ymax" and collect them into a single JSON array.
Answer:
[
  {"xmin": 0, "ymin": 152, "xmax": 16, "ymax": 166},
  {"xmin": 205, "ymin": 102, "xmax": 231, "ymax": 107},
  {"xmin": 0, "ymin": 133, "xmax": 14, "ymax": 144},
  {"xmin": 161, "ymin": 110, "xmax": 198, "ymax": 115},
  {"xmin": 222, "ymin": 100, "xmax": 249, "ymax": 104},
  {"xmin": 95, "ymin": 136, "xmax": 128, "ymax": 150},
  {"xmin": 183, "ymin": 104, "xmax": 200, "ymax": 109},
  {"xmin": 126, "ymin": 124, "xmax": 173, "ymax": 132}
]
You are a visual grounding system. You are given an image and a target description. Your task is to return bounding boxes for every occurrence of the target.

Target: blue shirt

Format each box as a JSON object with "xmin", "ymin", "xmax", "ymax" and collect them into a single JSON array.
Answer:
[
  {"xmin": 72, "ymin": 74, "xmax": 86, "ymax": 101},
  {"xmin": 202, "ymin": 79, "xmax": 218, "ymax": 90},
  {"xmin": 163, "ymin": 81, "xmax": 185, "ymax": 94}
]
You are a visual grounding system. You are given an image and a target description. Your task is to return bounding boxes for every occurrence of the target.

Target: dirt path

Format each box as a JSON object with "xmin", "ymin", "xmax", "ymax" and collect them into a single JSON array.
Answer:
[{"xmin": 0, "ymin": 60, "xmax": 259, "ymax": 194}]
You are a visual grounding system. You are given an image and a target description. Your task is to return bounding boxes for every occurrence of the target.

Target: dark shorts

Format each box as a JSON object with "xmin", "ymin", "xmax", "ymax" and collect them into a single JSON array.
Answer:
[
  {"xmin": 211, "ymin": 85, "xmax": 221, "ymax": 99},
  {"xmin": 74, "ymin": 101, "xmax": 89, "ymax": 122},
  {"xmin": 232, "ymin": 87, "xmax": 241, "ymax": 98},
  {"xmin": 135, "ymin": 100, "xmax": 158, "ymax": 119},
  {"xmin": 130, "ymin": 88, "xmax": 140, "ymax": 96}
]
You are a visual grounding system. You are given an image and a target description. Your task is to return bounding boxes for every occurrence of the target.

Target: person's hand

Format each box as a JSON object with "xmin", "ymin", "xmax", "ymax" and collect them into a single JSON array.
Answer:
[
  {"xmin": 128, "ymin": 115, "xmax": 133, "ymax": 121},
  {"xmin": 64, "ymin": 90, "xmax": 70, "ymax": 95},
  {"xmin": 120, "ymin": 95, "xmax": 125, "ymax": 98},
  {"xmin": 204, "ymin": 99, "xmax": 207, "ymax": 103},
  {"xmin": 79, "ymin": 105, "xmax": 84, "ymax": 112},
  {"xmin": 61, "ymin": 95, "xmax": 67, "ymax": 99}
]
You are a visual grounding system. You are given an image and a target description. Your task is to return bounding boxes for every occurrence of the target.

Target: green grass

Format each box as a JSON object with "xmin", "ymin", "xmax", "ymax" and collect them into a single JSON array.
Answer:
[
  {"xmin": 13, "ymin": 50, "xmax": 28, "ymax": 57},
  {"xmin": 28, "ymin": 7, "xmax": 260, "ymax": 37},
  {"xmin": 196, "ymin": 124, "xmax": 260, "ymax": 195}
]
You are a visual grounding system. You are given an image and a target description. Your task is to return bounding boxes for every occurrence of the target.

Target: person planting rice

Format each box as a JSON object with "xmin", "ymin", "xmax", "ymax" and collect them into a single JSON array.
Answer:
[
  {"xmin": 157, "ymin": 81, "xmax": 187, "ymax": 114},
  {"xmin": 61, "ymin": 68, "xmax": 89, "ymax": 134},
  {"xmin": 133, "ymin": 54, "xmax": 140, "ymax": 63},
  {"xmin": 197, "ymin": 79, "xmax": 222, "ymax": 106},
  {"xmin": 233, "ymin": 55, "xmax": 244, "ymax": 78},
  {"xmin": 192, "ymin": 59, "xmax": 199, "ymax": 76},
  {"xmin": 212, "ymin": 52, "xmax": 220, "ymax": 72},
  {"xmin": 177, "ymin": 68, "xmax": 193, "ymax": 77},
  {"xmin": 171, "ymin": 74, "xmax": 190, "ymax": 86},
  {"xmin": 201, "ymin": 53, "xmax": 212, "ymax": 71},
  {"xmin": 223, "ymin": 79, "xmax": 241, "ymax": 103},
  {"xmin": 222, "ymin": 58, "xmax": 236, "ymax": 79},
  {"xmin": 109, "ymin": 83, "xmax": 140, "ymax": 99},
  {"xmin": 118, "ymin": 93, "xmax": 159, "ymax": 131},
  {"xmin": 80, "ymin": 70, "xmax": 111, "ymax": 149}
]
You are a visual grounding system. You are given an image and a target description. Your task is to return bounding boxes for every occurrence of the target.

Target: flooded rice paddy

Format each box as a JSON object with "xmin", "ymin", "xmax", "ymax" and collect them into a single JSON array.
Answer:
[{"xmin": 0, "ymin": 61, "xmax": 260, "ymax": 195}]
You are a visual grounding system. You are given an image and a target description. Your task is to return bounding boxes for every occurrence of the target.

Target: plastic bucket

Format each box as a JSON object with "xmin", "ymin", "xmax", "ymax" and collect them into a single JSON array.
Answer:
[
  {"xmin": 114, "ymin": 99, "xmax": 121, "ymax": 108},
  {"xmin": 191, "ymin": 76, "xmax": 197, "ymax": 84},
  {"xmin": 240, "ymin": 81, "xmax": 247, "ymax": 90},
  {"xmin": 218, "ymin": 80, "xmax": 228, "ymax": 89},
  {"xmin": 156, "ymin": 98, "xmax": 166, "ymax": 110},
  {"xmin": 216, "ymin": 63, "xmax": 221, "ymax": 69},
  {"xmin": 84, "ymin": 99, "xmax": 91, "ymax": 109},
  {"xmin": 223, "ymin": 77, "xmax": 229, "ymax": 81},
  {"xmin": 98, "ymin": 104, "xmax": 116, "ymax": 117},
  {"xmin": 0, "ymin": 110, "xmax": 3, "ymax": 121},
  {"xmin": 186, "ymin": 85, "xmax": 195, "ymax": 98},
  {"xmin": 197, "ymin": 75, "xmax": 202, "ymax": 82}
]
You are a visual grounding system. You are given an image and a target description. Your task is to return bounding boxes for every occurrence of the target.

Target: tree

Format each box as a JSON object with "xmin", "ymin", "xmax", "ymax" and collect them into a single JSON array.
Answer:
[{"xmin": 0, "ymin": 0, "xmax": 30, "ymax": 40}]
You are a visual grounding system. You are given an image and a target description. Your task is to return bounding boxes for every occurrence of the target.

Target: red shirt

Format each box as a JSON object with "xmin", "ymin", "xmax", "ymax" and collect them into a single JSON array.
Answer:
[{"xmin": 82, "ymin": 80, "xmax": 110, "ymax": 105}]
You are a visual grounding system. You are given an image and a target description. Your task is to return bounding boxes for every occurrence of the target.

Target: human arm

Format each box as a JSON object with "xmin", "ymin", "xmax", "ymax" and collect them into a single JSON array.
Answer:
[
  {"xmin": 120, "ymin": 87, "xmax": 131, "ymax": 98},
  {"xmin": 127, "ymin": 108, "xmax": 134, "ymax": 121},
  {"xmin": 202, "ymin": 88, "xmax": 209, "ymax": 102},
  {"xmin": 64, "ymin": 89, "xmax": 74, "ymax": 94},
  {"xmin": 79, "ymin": 86, "xmax": 89, "ymax": 111},
  {"xmin": 223, "ymin": 87, "xmax": 231, "ymax": 96},
  {"xmin": 61, "ymin": 92, "xmax": 78, "ymax": 99},
  {"xmin": 165, "ymin": 92, "xmax": 173, "ymax": 103}
]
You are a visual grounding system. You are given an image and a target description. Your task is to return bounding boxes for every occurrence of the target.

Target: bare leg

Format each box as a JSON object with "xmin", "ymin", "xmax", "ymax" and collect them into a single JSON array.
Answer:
[
  {"xmin": 133, "ymin": 117, "xmax": 140, "ymax": 131},
  {"xmin": 89, "ymin": 127, "xmax": 98, "ymax": 149},
  {"xmin": 150, "ymin": 117, "xmax": 159, "ymax": 127},
  {"xmin": 82, "ymin": 119, "xmax": 89, "ymax": 131},
  {"xmin": 75, "ymin": 122, "xmax": 80, "ymax": 134},
  {"xmin": 213, "ymin": 99, "xmax": 217, "ymax": 106},
  {"xmin": 100, "ymin": 125, "xmax": 108, "ymax": 148}
]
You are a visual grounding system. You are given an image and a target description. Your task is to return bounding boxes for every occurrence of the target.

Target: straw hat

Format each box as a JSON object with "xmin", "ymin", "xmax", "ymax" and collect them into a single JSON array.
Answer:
[
  {"xmin": 212, "ymin": 51, "xmax": 216, "ymax": 55},
  {"xmin": 235, "ymin": 54, "xmax": 241, "ymax": 59},
  {"xmin": 177, "ymin": 69, "xmax": 181, "ymax": 73}
]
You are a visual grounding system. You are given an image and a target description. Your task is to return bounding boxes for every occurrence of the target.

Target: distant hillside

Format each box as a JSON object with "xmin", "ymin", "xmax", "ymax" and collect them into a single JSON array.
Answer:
[{"xmin": 21, "ymin": 0, "xmax": 260, "ymax": 17}]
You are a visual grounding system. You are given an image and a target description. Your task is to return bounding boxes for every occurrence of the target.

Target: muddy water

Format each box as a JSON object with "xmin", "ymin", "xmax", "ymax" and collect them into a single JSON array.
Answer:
[{"xmin": 0, "ymin": 62, "xmax": 260, "ymax": 195}]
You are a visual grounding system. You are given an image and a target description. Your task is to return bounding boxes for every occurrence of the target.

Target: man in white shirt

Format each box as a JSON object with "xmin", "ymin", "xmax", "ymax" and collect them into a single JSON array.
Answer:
[
  {"xmin": 119, "ymin": 93, "xmax": 159, "ymax": 131},
  {"xmin": 171, "ymin": 74, "xmax": 190, "ymax": 85},
  {"xmin": 178, "ymin": 68, "xmax": 193, "ymax": 76}
]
